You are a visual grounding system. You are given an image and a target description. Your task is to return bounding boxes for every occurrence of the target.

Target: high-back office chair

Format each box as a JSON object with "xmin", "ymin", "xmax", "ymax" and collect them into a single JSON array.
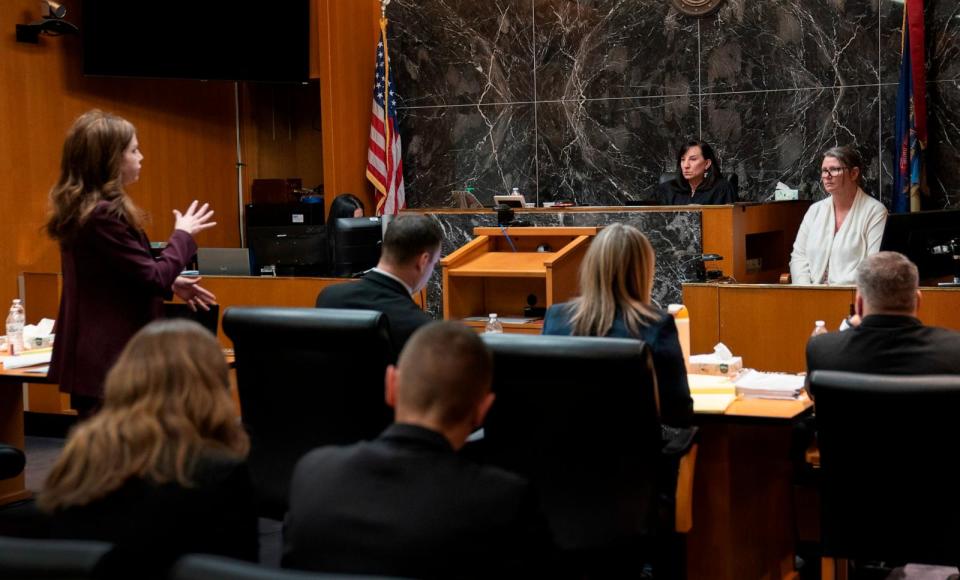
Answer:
[
  {"xmin": 477, "ymin": 334, "xmax": 690, "ymax": 574},
  {"xmin": 170, "ymin": 554, "xmax": 403, "ymax": 580},
  {"xmin": 222, "ymin": 307, "xmax": 394, "ymax": 519},
  {"xmin": 810, "ymin": 371, "xmax": 960, "ymax": 576},
  {"xmin": 0, "ymin": 536, "xmax": 113, "ymax": 579}
]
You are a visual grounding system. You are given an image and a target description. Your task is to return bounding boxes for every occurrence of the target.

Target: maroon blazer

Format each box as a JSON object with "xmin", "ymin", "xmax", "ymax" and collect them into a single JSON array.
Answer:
[{"xmin": 48, "ymin": 202, "xmax": 197, "ymax": 398}]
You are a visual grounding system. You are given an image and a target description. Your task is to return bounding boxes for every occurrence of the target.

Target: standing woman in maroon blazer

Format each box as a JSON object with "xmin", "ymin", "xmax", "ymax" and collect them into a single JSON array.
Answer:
[{"xmin": 46, "ymin": 110, "xmax": 218, "ymax": 417}]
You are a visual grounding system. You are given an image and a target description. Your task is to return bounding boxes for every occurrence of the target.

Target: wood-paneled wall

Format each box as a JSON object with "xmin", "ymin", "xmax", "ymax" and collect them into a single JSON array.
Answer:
[
  {"xmin": 0, "ymin": 0, "xmax": 241, "ymax": 313},
  {"xmin": 316, "ymin": 0, "xmax": 380, "ymax": 216}
]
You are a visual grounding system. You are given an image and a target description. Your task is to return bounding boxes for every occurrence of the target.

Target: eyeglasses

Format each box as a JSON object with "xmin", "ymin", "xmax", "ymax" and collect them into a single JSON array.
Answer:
[{"xmin": 821, "ymin": 167, "xmax": 848, "ymax": 178}]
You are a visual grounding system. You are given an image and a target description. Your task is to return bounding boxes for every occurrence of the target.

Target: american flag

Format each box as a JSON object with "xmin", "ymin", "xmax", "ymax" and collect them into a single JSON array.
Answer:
[{"xmin": 366, "ymin": 25, "xmax": 405, "ymax": 216}]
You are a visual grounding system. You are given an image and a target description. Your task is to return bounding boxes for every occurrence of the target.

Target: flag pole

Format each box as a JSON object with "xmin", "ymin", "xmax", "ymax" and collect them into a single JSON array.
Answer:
[{"xmin": 378, "ymin": 0, "xmax": 391, "ymax": 215}]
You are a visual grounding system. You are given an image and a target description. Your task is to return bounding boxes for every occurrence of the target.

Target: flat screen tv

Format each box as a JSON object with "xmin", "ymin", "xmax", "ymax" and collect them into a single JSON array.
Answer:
[{"xmin": 82, "ymin": 1, "xmax": 310, "ymax": 82}]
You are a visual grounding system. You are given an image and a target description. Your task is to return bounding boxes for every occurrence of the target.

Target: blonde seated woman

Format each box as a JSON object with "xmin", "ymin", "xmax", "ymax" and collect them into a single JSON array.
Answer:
[
  {"xmin": 40, "ymin": 319, "xmax": 257, "ymax": 575},
  {"xmin": 542, "ymin": 223, "xmax": 693, "ymax": 427}
]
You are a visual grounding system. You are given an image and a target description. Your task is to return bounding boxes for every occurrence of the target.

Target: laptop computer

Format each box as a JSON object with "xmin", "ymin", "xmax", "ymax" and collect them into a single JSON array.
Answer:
[{"xmin": 197, "ymin": 248, "xmax": 252, "ymax": 276}]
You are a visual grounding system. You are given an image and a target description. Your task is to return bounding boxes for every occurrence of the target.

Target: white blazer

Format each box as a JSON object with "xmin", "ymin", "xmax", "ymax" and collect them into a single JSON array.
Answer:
[{"xmin": 790, "ymin": 189, "xmax": 887, "ymax": 285}]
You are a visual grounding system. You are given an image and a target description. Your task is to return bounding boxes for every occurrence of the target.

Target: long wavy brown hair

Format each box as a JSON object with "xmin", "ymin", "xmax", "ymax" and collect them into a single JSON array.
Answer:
[
  {"xmin": 568, "ymin": 223, "xmax": 658, "ymax": 337},
  {"xmin": 46, "ymin": 109, "xmax": 144, "ymax": 242},
  {"xmin": 39, "ymin": 319, "xmax": 248, "ymax": 512}
]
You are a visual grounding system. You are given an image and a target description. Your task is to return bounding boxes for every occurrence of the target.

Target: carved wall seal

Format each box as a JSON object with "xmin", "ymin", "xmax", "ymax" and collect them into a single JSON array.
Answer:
[{"xmin": 670, "ymin": 0, "xmax": 724, "ymax": 17}]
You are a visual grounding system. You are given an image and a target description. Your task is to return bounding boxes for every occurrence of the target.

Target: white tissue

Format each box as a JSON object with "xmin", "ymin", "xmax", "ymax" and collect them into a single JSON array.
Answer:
[
  {"xmin": 774, "ymin": 181, "xmax": 799, "ymax": 201},
  {"xmin": 689, "ymin": 342, "xmax": 734, "ymax": 363}
]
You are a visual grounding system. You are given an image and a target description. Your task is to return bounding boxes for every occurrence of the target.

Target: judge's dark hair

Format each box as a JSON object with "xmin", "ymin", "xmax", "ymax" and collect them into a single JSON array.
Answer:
[
  {"xmin": 675, "ymin": 140, "xmax": 721, "ymax": 190},
  {"xmin": 381, "ymin": 214, "xmax": 443, "ymax": 265},
  {"xmin": 328, "ymin": 193, "xmax": 364, "ymax": 221},
  {"xmin": 823, "ymin": 145, "xmax": 866, "ymax": 190}
]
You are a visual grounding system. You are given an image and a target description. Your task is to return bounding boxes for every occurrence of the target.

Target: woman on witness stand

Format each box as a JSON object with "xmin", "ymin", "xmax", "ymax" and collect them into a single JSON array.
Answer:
[
  {"xmin": 542, "ymin": 223, "xmax": 693, "ymax": 427},
  {"xmin": 40, "ymin": 319, "xmax": 258, "ymax": 576},
  {"xmin": 655, "ymin": 140, "xmax": 738, "ymax": 205},
  {"xmin": 789, "ymin": 145, "xmax": 887, "ymax": 285},
  {"xmin": 46, "ymin": 110, "xmax": 217, "ymax": 417},
  {"xmin": 326, "ymin": 193, "xmax": 365, "ymax": 275}
]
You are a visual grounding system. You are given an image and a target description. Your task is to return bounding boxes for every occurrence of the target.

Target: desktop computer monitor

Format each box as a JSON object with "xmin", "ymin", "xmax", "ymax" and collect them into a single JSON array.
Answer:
[
  {"xmin": 245, "ymin": 203, "xmax": 327, "ymax": 276},
  {"xmin": 331, "ymin": 216, "xmax": 382, "ymax": 277},
  {"xmin": 880, "ymin": 209, "xmax": 960, "ymax": 283}
]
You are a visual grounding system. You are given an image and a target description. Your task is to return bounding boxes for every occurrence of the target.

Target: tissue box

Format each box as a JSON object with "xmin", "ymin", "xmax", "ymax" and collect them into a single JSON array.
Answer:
[{"xmin": 689, "ymin": 356, "xmax": 743, "ymax": 377}]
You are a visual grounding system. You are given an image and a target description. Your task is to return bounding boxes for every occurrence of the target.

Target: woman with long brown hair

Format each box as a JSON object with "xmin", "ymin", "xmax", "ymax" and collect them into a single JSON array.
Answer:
[
  {"xmin": 41, "ymin": 319, "xmax": 257, "ymax": 570},
  {"xmin": 542, "ymin": 223, "xmax": 693, "ymax": 426},
  {"xmin": 46, "ymin": 109, "xmax": 217, "ymax": 416}
]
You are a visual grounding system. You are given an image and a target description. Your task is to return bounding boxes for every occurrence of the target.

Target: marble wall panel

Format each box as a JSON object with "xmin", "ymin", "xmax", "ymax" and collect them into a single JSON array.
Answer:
[
  {"xmin": 391, "ymin": 0, "xmax": 955, "ymax": 210},
  {"xmin": 927, "ymin": 80, "xmax": 960, "ymax": 208},
  {"xmin": 700, "ymin": 0, "xmax": 879, "ymax": 93},
  {"xmin": 535, "ymin": 96, "xmax": 700, "ymax": 205},
  {"xmin": 533, "ymin": 0, "xmax": 698, "ymax": 101},
  {"xmin": 702, "ymin": 86, "xmax": 881, "ymax": 203},
  {"xmin": 399, "ymin": 104, "xmax": 536, "ymax": 208},
  {"xmin": 389, "ymin": 0, "xmax": 535, "ymax": 107}
]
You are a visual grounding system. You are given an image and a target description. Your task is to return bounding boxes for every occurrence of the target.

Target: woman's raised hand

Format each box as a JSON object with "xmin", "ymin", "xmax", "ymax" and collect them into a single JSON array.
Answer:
[{"xmin": 173, "ymin": 200, "xmax": 217, "ymax": 237}]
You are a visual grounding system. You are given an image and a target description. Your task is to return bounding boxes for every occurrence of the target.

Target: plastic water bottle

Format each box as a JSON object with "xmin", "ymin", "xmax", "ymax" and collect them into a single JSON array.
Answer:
[
  {"xmin": 484, "ymin": 313, "xmax": 503, "ymax": 334},
  {"xmin": 6, "ymin": 299, "xmax": 25, "ymax": 355},
  {"xmin": 811, "ymin": 320, "xmax": 827, "ymax": 338}
]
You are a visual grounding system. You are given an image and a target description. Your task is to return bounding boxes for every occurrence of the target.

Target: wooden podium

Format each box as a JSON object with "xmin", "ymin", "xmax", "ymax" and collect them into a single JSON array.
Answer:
[{"xmin": 441, "ymin": 227, "xmax": 597, "ymax": 333}]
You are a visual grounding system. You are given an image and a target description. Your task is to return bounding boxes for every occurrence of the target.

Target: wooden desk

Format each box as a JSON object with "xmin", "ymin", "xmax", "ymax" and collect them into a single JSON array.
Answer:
[
  {"xmin": 689, "ymin": 393, "xmax": 812, "ymax": 580},
  {"xmin": 684, "ymin": 283, "xmax": 960, "ymax": 372}
]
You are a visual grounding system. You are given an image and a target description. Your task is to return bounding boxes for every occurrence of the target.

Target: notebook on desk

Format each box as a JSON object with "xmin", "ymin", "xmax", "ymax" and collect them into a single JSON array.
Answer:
[{"xmin": 197, "ymin": 248, "xmax": 252, "ymax": 276}]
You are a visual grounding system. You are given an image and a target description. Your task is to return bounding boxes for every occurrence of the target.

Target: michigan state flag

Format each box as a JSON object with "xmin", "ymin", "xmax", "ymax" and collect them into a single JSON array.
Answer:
[{"xmin": 892, "ymin": 0, "xmax": 927, "ymax": 213}]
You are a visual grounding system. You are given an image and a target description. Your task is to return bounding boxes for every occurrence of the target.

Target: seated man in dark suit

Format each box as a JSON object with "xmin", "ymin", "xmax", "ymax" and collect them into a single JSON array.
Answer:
[
  {"xmin": 283, "ymin": 321, "xmax": 554, "ymax": 579},
  {"xmin": 807, "ymin": 251, "xmax": 960, "ymax": 395},
  {"xmin": 316, "ymin": 213, "xmax": 442, "ymax": 355}
]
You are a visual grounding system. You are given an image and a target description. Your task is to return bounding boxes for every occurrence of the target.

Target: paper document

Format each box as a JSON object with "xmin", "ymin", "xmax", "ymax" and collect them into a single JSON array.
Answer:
[
  {"xmin": 693, "ymin": 393, "xmax": 737, "ymax": 413},
  {"xmin": 2, "ymin": 352, "xmax": 52, "ymax": 370},
  {"xmin": 22, "ymin": 365, "xmax": 49, "ymax": 374},
  {"xmin": 733, "ymin": 369, "xmax": 805, "ymax": 399},
  {"xmin": 688, "ymin": 373, "xmax": 736, "ymax": 394}
]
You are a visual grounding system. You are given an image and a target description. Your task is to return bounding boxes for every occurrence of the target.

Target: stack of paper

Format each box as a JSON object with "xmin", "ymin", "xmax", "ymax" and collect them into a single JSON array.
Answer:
[
  {"xmin": 733, "ymin": 369, "xmax": 805, "ymax": 400},
  {"xmin": 688, "ymin": 374, "xmax": 737, "ymax": 413},
  {"xmin": 2, "ymin": 351, "xmax": 52, "ymax": 370}
]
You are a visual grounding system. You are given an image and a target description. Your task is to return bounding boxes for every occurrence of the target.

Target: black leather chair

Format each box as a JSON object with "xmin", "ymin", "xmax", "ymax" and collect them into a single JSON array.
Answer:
[
  {"xmin": 222, "ymin": 307, "xmax": 394, "ymax": 519},
  {"xmin": 476, "ymin": 334, "xmax": 668, "ymax": 574},
  {"xmin": 0, "ymin": 444, "xmax": 25, "ymax": 480},
  {"xmin": 0, "ymin": 535, "xmax": 113, "ymax": 579},
  {"xmin": 170, "ymin": 554, "xmax": 404, "ymax": 580},
  {"xmin": 810, "ymin": 371, "xmax": 960, "ymax": 576}
]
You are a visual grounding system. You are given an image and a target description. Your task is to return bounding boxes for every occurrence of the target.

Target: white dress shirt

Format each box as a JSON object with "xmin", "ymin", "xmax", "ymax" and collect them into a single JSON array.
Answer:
[{"xmin": 790, "ymin": 189, "xmax": 887, "ymax": 285}]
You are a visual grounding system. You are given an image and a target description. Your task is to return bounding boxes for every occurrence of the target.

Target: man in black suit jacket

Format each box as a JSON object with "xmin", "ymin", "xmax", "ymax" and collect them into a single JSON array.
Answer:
[
  {"xmin": 316, "ymin": 214, "xmax": 442, "ymax": 355},
  {"xmin": 807, "ymin": 252, "xmax": 960, "ymax": 396},
  {"xmin": 283, "ymin": 322, "xmax": 554, "ymax": 579}
]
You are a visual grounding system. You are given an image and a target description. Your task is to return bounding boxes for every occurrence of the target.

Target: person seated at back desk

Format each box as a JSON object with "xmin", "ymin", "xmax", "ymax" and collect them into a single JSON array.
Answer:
[
  {"xmin": 316, "ymin": 213, "xmax": 442, "ymax": 357},
  {"xmin": 806, "ymin": 251, "xmax": 960, "ymax": 397},
  {"xmin": 283, "ymin": 321, "xmax": 555, "ymax": 579},
  {"xmin": 654, "ymin": 140, "xmax": 738, "ymax": 206}
]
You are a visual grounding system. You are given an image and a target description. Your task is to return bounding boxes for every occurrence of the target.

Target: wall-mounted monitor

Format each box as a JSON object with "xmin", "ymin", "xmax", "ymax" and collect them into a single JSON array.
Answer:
[{"xmin": 82, "ymin": 1, "xmax": 310, "ymax": 82}]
